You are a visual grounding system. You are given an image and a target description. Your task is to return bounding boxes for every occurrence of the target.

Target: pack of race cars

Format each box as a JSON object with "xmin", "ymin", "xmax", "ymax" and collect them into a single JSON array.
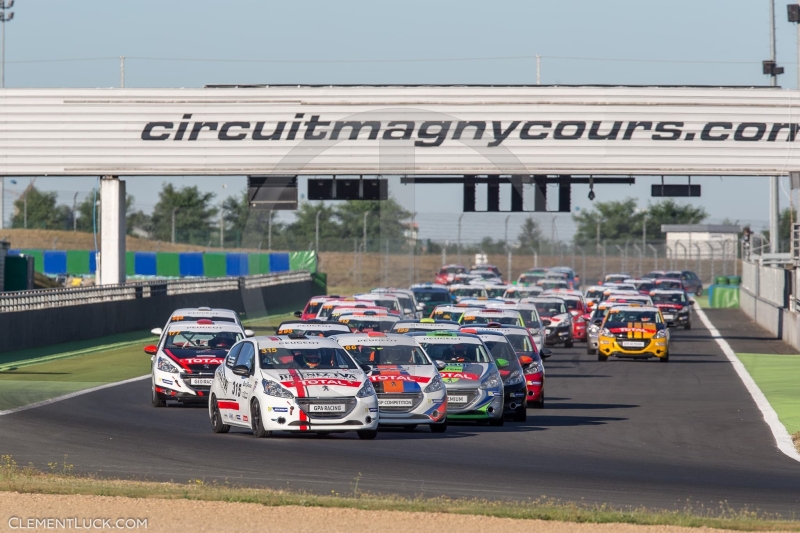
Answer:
[{"xmin": 143, "ymin": 267, "xmax": 697, "ymax": 439}]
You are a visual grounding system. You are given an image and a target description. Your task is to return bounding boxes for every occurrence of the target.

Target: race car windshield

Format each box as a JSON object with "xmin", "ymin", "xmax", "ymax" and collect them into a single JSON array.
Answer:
[
  {"xmin": 585, "ymin": 289, "xmax": 604, "ymax": 299},
  {"xmin": 505, "ymin": 334, "xmax": 534, "ymax": 352},
  {"xmin": 163, "ymin": 330, "xmax": 243, "ymax": 351},
  {"xmin": 259, "ymin": 347, "xmax": 357, "ymax": 370},
  {"xmin": 371, "ymin": 299, "xmax": 401, "ymax": 312},
  {"xmin": 345, "ymin": 344, "xmax": 430, "ymax": 365},
  {"xmin": 433, "ymin": 309, "xmax": 463, "ymax": 322},
  {"xmin": 652, "ymin": 293, "xmax": 687, "ymax": 304},
  {"xmin": 419, "ymin": 342, "xmax": 492, "ymax": 363},
  {"xmin": 563, "ymin": 300, "xmax": 581, "ymax": 311},
  {"xmin": 413, "ymin": 290, "xmax": 451, "ymax": 303},
  {"xmin": 304, "ymin": 301, "xmax": 325, "ymax": 315},
  {"xmin": 441, "ymin": 266, "xmax": 465, "ymax": 274},
  {"xmin": 606, "ymin": 311, "xmax": 661, "ymax": 324},
  {"xmin": 656, "ymin": 280, "xmax": 683, "ymax": 289},
  {"xmin": 486, "ymin": 287, "xmax": 506, "ymax": 297},
  {"xmin": 518, "ymin": 274, "xmax": 542, "ymax": 284},
  {"xmin": 461, "ymin": 314, "xmax": 519, "ymax": 325},
  {"xmin": 482, "ymin": 340, "xmax": 521, "ymax": 369},
  {"xmin": 511, "ymin": 309, "xmax": 537, "ymax": 326},
  {"xmin": 339, "ymin": 318, "xmax": 397, "ymax": 332},
  {"xmin": 532, "ymin": 301, "xmax": 567, "ymax": 317},
  {"xmin": 170, "ymin": 315, "xmax": 236, "ymax": 324},
  {"xmin": 451, "ymin": 288, "xmax": 486, "ymax": 297}
]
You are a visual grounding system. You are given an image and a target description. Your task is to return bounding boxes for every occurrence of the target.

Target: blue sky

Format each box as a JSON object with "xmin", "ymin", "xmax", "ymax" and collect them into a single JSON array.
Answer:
[{"xmin": 2, "ymin": 0, "xmax": 797, "ymax": 240}]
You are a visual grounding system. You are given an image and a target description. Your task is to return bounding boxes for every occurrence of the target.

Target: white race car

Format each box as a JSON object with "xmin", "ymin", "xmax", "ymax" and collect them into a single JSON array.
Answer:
[
  {"xmin": 152, "ymin": 307, "xmax": 253, "ymax": 337},
  {"xmin": 335, "ymin": 332, "xmax": 448, "ymax": 432},
  {"xmin": 208, "ymin": 334, "xmax": 380, "ymax": 439},
  {"xmin": 146, "ymin": 320, "xmax": 246, "ymax": 407}
]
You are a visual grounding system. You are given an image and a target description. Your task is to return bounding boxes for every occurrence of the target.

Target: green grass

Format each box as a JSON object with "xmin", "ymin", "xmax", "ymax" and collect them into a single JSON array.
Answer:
[
  {"xmin": 738, "ymin": 353, "xmax": 800, "ymax": 434},
  {"xmin": 0, "ymin": 312, "xmax": 296, "ymax": 412},
  {"xmin": 693, "ymin": 294, "xmax": 710, "ymax": 308},
  {"xmin": 0, "ymin": 456, "xmax": 797, "ymax": 531}
]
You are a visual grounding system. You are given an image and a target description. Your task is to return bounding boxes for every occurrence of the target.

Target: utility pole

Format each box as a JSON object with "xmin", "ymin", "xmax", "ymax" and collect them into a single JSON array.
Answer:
[
  {"xmin": 315, "ymin": 209, "xmax": 321, "ymax": 254},
  {"xmin": 536, "ymin": 55, "xmax": 541, "ymax": 85},
  {"xmin": 768, "ymin": 0, "xmax": 783, "ymax": 253},
  {"xmin": 119, "ymin": 56, "xmax": 124, "ymax": 88},
  {"xmin": 73, "ymin": 192, "xmax": 78, "ymax": 231},
  {"xmin": 596, "ymin": 216, "xmax": 601, "ymax": 247},
  {"xmin": 363, "ymin": 211, "xmax": 369, "ymax": 254},
  {"xmin": 457, "ymin": 213, "xmax": 464, "ymax": 265},
  {"xmin": 171, "ymin": 207, "xmax": 179, "ymax": 244},
  {"xmin": 0, "ymin": 0, "xmax": 14, "ymax": 89}
]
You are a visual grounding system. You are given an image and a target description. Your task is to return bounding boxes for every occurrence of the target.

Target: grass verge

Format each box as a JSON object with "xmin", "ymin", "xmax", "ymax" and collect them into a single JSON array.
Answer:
[
  {"xmin": 693, "ymin": 294, "xmax": 710, "ymax": 308},
  {"xmin": 737, "ymin": 353, "xmax": 800, "ymax": 435},
  {"xmin": 0, "ymin": 456, "xmax": 797, "ymax": 531}
]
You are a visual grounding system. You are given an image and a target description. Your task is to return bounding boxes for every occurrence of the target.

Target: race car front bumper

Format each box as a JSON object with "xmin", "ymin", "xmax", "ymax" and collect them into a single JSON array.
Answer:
[
  {"xmin": 502, "ymin": 383, "xmax": 528, "ymax": 415},
  {"xmin": 545, "ymin": 325, "xmax": 571, "ymax": 345},
  {"xmin": 598, "ymin": 336, "xmax": 668, "ymax": 359},
  {"xmin": 153, "ymin": 369, "xmax": 212, "ymax": 401},
  {"xmin": 525, "ymin": 372, "xmax": 544, "ymax": 401},
  {"xmin": 255, "ymin": 395, "xmax": 380, "ymax": 432},
  {"xmin": 445, "ymin": 388, "xmax": 504, "ymax": 420},
  {"xmin": 376, "ymin": 390, "xmax": 447, "ymax": 426},
  {"xmin": 661, "ymin": 311, "xmax": 690, "ymax": 327}
]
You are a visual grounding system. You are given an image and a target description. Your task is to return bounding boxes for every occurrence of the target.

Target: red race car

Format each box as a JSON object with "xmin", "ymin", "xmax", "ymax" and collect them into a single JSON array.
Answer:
[
  {"xmin": 294, "ymin": 295, "xmax": 336, "ymax": 321},
  {"xmin": 435, "ymin": 264, "xmax": 468, "ymax": 285}
]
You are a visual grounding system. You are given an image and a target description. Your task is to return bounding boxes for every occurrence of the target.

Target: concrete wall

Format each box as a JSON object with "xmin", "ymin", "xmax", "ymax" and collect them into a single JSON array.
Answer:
[{"xmin": 0, "ymin": 279, "xmax": 322, "ymax": 353}]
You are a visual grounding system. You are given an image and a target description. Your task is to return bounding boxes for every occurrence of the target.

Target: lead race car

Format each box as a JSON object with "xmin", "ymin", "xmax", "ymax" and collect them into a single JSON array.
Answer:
[
  {"xmin": 335, "ymin": 332, "xmax": 448, "ymax": 432},
  {"xmin": 409, "ymin": 331, "xmax": 504, "ymax": 426},
  {"xmin": 208, "ymin": 334, "xmax": 379, "ymax": 439},
  {"xmin": 147, "ymin": 320, "xmax": 246, "ymax": 407}
]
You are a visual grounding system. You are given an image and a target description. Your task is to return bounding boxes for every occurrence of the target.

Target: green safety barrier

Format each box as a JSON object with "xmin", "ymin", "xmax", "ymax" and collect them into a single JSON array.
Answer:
[
  {"xmin": 20, "ymin": 250, "xmax": 44, "ymax": 273},
  {"xmin": 290, "ymin": 251, "xmax": 317, "ymax": 273},
  {"xmin": 125, "ymin": 252, "xmax": 135, "ymax": 276},
  {"xmin": 714, "ymin": 276, "xmax": 730, "ymax": 285},
  {"xmin": 203, "ymin": 253, "xmax": 227, "ymax": 278},
  {"xmin": 249, "ymin": 253, "xmax": 271, "ymax": 275},
  {"xmin": 66, "ymin": 250, "xmax": 91, "ymax": 275},
  {"xmin": 709, "ymin": 285, "xmax": 740, "ymax": 308},
  {"xmin": 156, "ymin": 252, "xmax": 180, "ymax": 277}
]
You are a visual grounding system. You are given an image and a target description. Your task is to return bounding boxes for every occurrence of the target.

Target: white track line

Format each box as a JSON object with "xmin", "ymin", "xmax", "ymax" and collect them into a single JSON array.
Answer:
[
  {"xmin": 0, "ymin": 375, "xmax": 149, "ymax": 417},
  {"xmin": 694, "ymin": 306, "xmax": 800, "ymax": 462}
]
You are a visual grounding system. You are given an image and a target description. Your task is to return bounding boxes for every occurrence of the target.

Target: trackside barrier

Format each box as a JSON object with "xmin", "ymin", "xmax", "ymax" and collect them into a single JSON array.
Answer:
[
  {"xmin": 739, "ymin": 259, "xmax": 791, "ymax": 342},
  {"xmin": 0, "ymin": 271, "xmax": 324, "ymax": 353}
]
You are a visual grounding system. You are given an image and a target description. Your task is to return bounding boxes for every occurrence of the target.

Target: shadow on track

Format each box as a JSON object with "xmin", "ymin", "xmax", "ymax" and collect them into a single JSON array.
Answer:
[{"xmin": 543, "ymin": 402, "xmax": 637, "ymax": 410}]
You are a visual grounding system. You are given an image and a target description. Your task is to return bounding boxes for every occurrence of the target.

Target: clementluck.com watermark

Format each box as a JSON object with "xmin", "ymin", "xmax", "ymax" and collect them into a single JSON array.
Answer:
[{"xmin": 7, "ymin": 517, "xmax": 148, "ymax": 530}]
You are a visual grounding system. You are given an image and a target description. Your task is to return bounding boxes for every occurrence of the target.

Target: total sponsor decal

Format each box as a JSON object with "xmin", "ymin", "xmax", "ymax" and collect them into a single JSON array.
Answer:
[
  {"xmin": 369, "ymin": 374, "xmax": 430, "ymax": 384},
  {"xmin": 439, "ymin": 364, "xmax": 482, "ymax": 383},
  {"xmin": 183, "ymin": 358, "xmax": 225, "ymax": 365},
  {"xmin": 281, "ymin": 378, "xmax": 362, "ymax": 388},
  {"xmin": 608, "ymin": 327, "xmax": 656, "ymax": 335}
]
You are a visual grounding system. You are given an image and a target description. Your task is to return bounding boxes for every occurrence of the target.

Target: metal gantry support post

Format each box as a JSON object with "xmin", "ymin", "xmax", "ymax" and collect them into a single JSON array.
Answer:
[
  {"xmin": 648, "ymin": 244, "xmax": 659, "ymax": 272},
  {"xmin": 98, "ymin": 176, "xmax": 126, "ymax": 286}
]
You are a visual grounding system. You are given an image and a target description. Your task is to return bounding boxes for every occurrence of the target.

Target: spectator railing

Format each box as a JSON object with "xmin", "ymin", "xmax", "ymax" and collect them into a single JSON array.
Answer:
[{"xmin": 0, "ymin": 271, "xmax": 311, "ymax": 313}]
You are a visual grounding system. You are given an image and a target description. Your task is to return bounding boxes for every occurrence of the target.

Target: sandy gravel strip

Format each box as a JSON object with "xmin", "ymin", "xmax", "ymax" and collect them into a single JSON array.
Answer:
[{"xmin": 0, "ymin": 492, "xmax": 756, "ymax": 533}]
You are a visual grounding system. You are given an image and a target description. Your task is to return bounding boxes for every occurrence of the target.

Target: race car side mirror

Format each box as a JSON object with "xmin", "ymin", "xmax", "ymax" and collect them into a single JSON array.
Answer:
[
  {"xmin": 244, "ymin": 329, "xmax": 255, "ymax": 337},
  {"xmin": 435, "ymin": 360, "xmax": 446, "ymax": 370},
  {"xmin": 150, "ymin": 327, "xmax": 162, "ymax": 336},
  {"xmin": 540, "ymin": 349, "xmax": 553, "ymax": 359},
  {"xmin": 417, "ymin": 303, "xmax": 425, "ymax": 311},
  {"xmin": 359, "ymin": 364, "xmax": 372, "ymax": 373},
  {"xmin": 541, "ymin": 319, "xmax": 552, "ymax": 327},
  {"xmin": 519, "ymin": 355, "xmax": 533, "ymax": 366},
  {"xmin": 404, "ymin": 308, "xmax": 413, "ymax": 315},
  {"xmin": 294, "ymin": 310, "xmax": 303, "ymax": 318},
  {"xmin": 143, "ymin": 345, "xmax": 157, "ymax": 355},
  {"xmin": 232, "ymin": 365, "xmax": 250, "ymax": 377}
]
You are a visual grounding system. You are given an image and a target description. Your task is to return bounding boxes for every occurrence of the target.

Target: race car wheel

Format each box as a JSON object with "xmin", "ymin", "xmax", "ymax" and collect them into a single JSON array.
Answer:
[
  {"xmin": 512, "ymin": 406, "xmax": 527, "ymax": 422},
  {"xmin": 250, "ymin": 400, "xmax": 272, "ymax": 438},
  {"xmin": 695, "ymin": 287, "xmax": 702, "ymax": 296},
  {"xmin": 402, "ymin": 425, "xmax": 418, "ymax": 431},
  {"xmin": 597, "ymin": 354, "xmax": 608, "ymax": 362},
  {"xmin": 151, "ymin": 387, "xmax": 166, "ymax": 408},
  {"xmin": 532, "ymin": 393, "xmax": 545, "ymax": 409},
  {"xmin": 660, "ymin": 352, "xmax": 670, "ymax": 362},
  {"xmin": 684, "ymin": 321, "xmax": 692, "ymax": 330},
  {"xmin": 488, "ymin": 417, "xmax": 505, "ymax": 427},
  {"xmin": 210, "ymin": 398, "xmax": 230, "ymax": 434},
  {"xmin": 564, "ymin": 338, "xmax": 574, "ymax": 348},
  {"xmin": 587, "ymin": 348, "xmax": 596, "ymax": 355},
  {"xmin": 357, "ymin": 430, "xmax": 378, "ymax": 440},
  {"xmin": 430, "ymin": 420, "xmax": 447, "ymax": 433}
]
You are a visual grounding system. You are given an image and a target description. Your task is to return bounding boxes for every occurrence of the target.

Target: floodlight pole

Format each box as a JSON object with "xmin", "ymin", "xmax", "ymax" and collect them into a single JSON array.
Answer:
[
  {"xmin": 0, "ymin": 0, "xmax": 15, "ymax": 89},
  {"xmin": 770, "ymin": 0, "xmax": 780, "ymax": 253}
]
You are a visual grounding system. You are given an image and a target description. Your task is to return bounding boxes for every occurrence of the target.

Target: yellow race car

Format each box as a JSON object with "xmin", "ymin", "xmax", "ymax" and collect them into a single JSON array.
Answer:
[{"xmin": 597, "ymin": 306, "xmax": 669, "ymax": 362}]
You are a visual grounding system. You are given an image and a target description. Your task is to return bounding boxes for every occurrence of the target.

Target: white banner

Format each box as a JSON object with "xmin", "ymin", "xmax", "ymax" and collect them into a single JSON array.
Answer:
[{"xmin": 2, "ymin": 86, "xmax": 800, "ymax": 175}]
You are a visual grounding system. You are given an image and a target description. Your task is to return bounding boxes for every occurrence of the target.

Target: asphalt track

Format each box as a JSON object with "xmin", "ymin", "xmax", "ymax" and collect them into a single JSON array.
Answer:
[{"xmin": 2, "ymin": 309, "xmax": 800, "ymax": 516}]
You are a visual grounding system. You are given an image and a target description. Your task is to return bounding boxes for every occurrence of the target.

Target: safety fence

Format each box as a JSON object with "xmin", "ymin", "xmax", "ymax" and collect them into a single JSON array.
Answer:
[
  {"xmin": 738, "ymin": 258, "xmax": 800, "ymax": 347},
  {"xmin": 8, "ymin": 249, "xmax": 317, "ymax": 278}
]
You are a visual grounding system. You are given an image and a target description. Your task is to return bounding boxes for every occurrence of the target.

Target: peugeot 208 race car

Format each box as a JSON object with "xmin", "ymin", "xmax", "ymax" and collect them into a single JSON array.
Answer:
[
  {"xmin": 336, "ymin": 332, "xmax": 448, "ymax": 432},
  {"xmin": 597, "ymin": 306, "xmax": 670, "ymax": 362},
  {"xmin": 650, "ymin": 289, "xmax": 693, "ymax": 329},
  {"xmin": 459, "ymin": 308, "xmax": 524, "ymax": 327},
  {"xmin": 208, "ymin": 334, "xmax": 380, "ymax": 439},
  {"xmin": 276, "ymin": 321, "xmax": 352, "ymax": 338},
  {"xmin": 148, "ymin": 320, "xmax": 245, "ymax": 407},
  {"xmin": 410, "ymin": 331, "xmax": 504, "ymax": 426},
  {"xmin": 391, "ymin": 318, "xmax": 461, "ymax": 334},
  {"xmin": 463, "ymin": 329, "xmax": 528, "ymax": 422}
]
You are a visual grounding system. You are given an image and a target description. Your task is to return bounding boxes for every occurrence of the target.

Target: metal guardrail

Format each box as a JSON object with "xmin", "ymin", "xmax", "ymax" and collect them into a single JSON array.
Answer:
[{"xmin": 0, "ymin": 271, "xmax": 312, "ymax": 313}]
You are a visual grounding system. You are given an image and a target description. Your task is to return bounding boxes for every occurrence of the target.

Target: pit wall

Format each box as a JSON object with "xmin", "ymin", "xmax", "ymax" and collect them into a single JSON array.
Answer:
[{"xmin": 739, "ymin": 260, "xmax": 800, "ymax": 350}]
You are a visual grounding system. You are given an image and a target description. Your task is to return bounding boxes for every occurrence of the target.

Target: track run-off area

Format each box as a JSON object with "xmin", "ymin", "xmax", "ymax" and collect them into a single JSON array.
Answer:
[{"xmin": 1, "ymin": 308, "xmax": 799, "ymax": 516}]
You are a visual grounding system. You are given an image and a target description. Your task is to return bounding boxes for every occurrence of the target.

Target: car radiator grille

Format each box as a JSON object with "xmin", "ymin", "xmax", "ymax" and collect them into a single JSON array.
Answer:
[{"xmin": 297, "ymin": 397, "xmax": 357, "ymax": 419}]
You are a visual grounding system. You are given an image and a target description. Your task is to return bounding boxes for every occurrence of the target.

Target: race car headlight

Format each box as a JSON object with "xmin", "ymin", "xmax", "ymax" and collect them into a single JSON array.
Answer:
[
  {"xmin": 156, "ymin": 357, "xmax": 179, "ymax": 374},
  {"xmin": 655, "ymin": 329, "xmax": 667, "ymax": 339},
  {"xmin": 479, "ymin": 371, "xmax": 501, "ymax": 390},
  {"xmin": 528, "ymin": 328, "xmax": 540, "ymax": 336},
  {"xmin": 588, "ymin": 324, "xmax": 600, "ymax": 334},
  {"xmin": 504, "ymin": 369, "xmax": 524, "ymax": 386},
  {"xmin": 261, "ymin": 379, "xmax": 295, "ymax": 399},
  {"xmin": 356, "ymin": 380, "xmax": 376, "ymax": 398},
  {"xmin": 424, "ymin": 375, "xmax": 444, "ymax": 393},
  {"xmin": 677, "ymin": 307, "xmax": 690, "ymax": 314},
  {"xmin": 600, "ymin": 328, "xmax": 611, "ymax": 337},
  {"xmin": 523, "ymin": 362, "xmax": 542, "ymax": 375}
]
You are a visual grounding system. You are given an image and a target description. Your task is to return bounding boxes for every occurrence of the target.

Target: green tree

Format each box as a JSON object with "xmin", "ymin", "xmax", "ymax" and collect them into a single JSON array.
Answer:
[
  {"xmin": 74, "ymin": 190, "xmax": 150, "ymax": 236},
  {"xmin": 572, "ymin": 198, "xmax": 707, "ymax": 245},
  {"xmin": 149, "ymin": 184, "xmax": 218, "ymax": 245},
  {"xmin": 763, "ymin": 208, "xmax": 796, "ymax": 252},
  {"xmin": 285, "ymin": 202, "xmax": 340, "ymax": 250},
  {"xmin": 11, "ymin": 186, "xmax": 72, "ymax": 230},
  {"xmin": 221, "ymin": 191, "xmax": 283, "ymax": 249},
  {"xmin": 334, "ymin": 199, "xmax": 411, "ymax": 250},
  {"xmin": 517, "ymin": 217, "xmax": 543, "ymax": 251}
]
